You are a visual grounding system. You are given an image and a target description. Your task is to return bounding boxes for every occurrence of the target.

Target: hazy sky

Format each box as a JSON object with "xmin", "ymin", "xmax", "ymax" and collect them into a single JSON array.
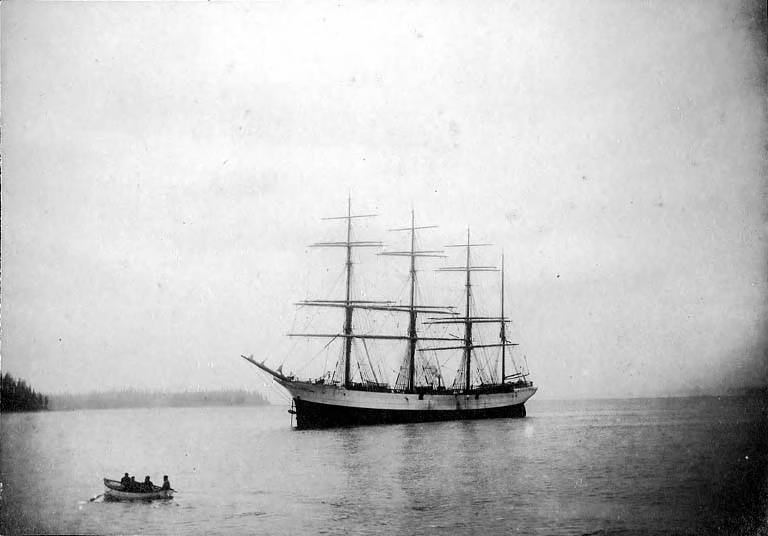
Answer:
[{"xmin": 2, "ymin": 1, "xmax": 766, "ymax": 399}]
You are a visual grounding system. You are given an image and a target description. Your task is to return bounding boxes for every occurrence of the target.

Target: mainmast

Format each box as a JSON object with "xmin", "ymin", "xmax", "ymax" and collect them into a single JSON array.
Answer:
[
  {"xmin": 409, "ymin": 213, "xmax": 417, "ymax": 390},
  {"xmin": 463, "ymin": 229, "xmax": 473, "ymax": 391},
  {"xmin": 380, "ymin": 210, "xmax": 444, "ymax": 392}
]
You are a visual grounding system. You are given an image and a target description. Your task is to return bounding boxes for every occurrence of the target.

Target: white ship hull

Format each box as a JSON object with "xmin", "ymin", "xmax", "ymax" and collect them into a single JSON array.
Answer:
[{"xmin": 278, "ymin": 379, "xmax": 537, "ymax": 428}]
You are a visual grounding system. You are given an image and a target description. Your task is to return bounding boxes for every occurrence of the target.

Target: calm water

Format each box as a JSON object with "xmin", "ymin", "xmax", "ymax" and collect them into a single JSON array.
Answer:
[{"xmin": 1, "ymin": 397, "xmax": 765, "ymax": 535}]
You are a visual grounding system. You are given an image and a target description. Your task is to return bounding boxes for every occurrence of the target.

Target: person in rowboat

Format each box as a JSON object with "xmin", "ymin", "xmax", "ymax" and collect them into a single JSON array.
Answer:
[
  {"xmin": 120, "ymin": 473, "xmax": 130, "ymax": 489},
  {"xmin": 161, "ymin": 475, "xmax": 171, "ymax": 491},
  {"xmin": 142, "ymin": 476, "xmax": 154, "ymax": 492},
  {"xmin": 129, "ymin": 476, "xmax": 138, "ymax": 492}
]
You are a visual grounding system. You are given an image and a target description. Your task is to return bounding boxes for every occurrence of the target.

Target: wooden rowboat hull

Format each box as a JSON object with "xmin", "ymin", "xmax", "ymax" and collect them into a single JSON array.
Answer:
[
  {"xmin": 104, "ymin": 488, "xmax": 173, "ymax": 501},
  {"xmin": 103, "ymin": 478, "xmax": 172, "ymax": 500}
]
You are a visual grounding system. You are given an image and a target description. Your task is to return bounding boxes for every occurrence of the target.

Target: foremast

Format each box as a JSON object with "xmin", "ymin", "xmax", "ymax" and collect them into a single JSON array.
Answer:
[{"xmin": 307, "ymin": 196, "xmax": 383, "ymax": 387}]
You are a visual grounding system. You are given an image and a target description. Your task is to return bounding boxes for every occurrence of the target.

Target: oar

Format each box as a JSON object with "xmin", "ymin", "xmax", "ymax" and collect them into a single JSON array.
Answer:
[{"xmin": 89, "ymin": 493, "xmax": 104, "ymax": 502}]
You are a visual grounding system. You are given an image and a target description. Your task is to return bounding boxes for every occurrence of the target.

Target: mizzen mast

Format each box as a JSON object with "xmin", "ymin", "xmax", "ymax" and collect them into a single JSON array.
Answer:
[
  {"xmin": 501, "ymin": 251, "xmax": 506, "ymax": 384},
  {"xmin": 425, "ymin": 229, "xmax": 515, "ymax": 390}
]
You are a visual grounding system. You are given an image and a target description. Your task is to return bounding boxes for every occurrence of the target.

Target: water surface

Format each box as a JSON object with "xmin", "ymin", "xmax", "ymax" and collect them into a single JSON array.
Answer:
[{"xmin": 1, "ymin": 397, "xmax": 765, "ymax": 535}]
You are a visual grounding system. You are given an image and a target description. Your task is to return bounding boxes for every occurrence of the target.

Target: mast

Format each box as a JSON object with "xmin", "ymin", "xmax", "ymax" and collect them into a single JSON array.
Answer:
[
  {"xmin": 343, "ymin": 196, "xmax": 354, "ymax": 388},
  {"xmin": 500, "ymin": 251, "xmax": 506, "ymax": 385},
  {"xmin": 407, "ymin": 210, "xmax": 417, "ymax": 391},
  {"xmin": 302, "ymin": 196, "xmax": 382, "ymax": 388},
  {"xmin": 463, "ymin": 229, "xmax": 473, "ymax": 391},
  {"xmin": 431, "ymin": 233, "xmax": 507, "ymax": 391},
  {"xmin": 380, "ymin": 211, "xmax": 445, "ymax": 392}
]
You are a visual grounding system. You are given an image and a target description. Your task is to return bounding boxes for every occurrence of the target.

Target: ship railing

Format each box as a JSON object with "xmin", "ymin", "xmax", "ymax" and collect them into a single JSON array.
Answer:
[{"xmin": 346, "ymin": 381, "xmax": 392, "ymax": 393}]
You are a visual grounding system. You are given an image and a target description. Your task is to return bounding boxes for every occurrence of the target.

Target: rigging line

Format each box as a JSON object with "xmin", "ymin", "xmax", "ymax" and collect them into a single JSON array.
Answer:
[
  {"xmin": 418, "ymin": 358, "xmax": 433, "ymax": 387},
  {"xmin": 282, "ymin": 252, "xmax": 333, "ymax": 370},
  {"xmin": 480, "ymin": 334, "xmax": 499, "ymax": 382},
  {"xmin": 292, "ymin": 300, "xmax": 338, "ymax": 372},
  {"xmin": 426, "ymin": 349, "xmax": 445, "ymax": 387},
  {"xmin": 296, "ymin": 266, "xmax": 344, "ymax": 339},
  {"xmin": 513, "ymin": 352, "xmax": 521, "ymax": 376},
  {"xmin": 358, "ymin": 333, "xmax": 377, "ymax": 384},
  {"xmin": 354, "ymin": 341, "xmax": 367, "ymax": 384},
  {"xmin": 434, "ymin": 353, "xmax": 454, "ymax": 375},
  {"xmin": 331, "ymin": 345, "xmax": 344, "ymax": 383},
  {"xmin": 352, "ymin": 341, "xmax": 373, "ymax": 382},
  {"xmin": 328, "ymin": 265, "xmax": 347, "ymax": 299},
  {"xmin": 390, "ymin": 272, "xmax": 409, "ymax": 305},
  {"xmin": 275, "ymin": 383, "xmax": 292, "ymax": 403},
  {"xmin": 506, "ymin": 345, "xmax": 521, "ymax": 376},
  {"xmin": 252, "ymin": 368, "xmax": 291, "ymax": 403},
  {"xmin": 332, "ymin": 343, "xmax": 344, "ymax": 383},
  {"xmin": 292, "ymin": 332, "xmax": 343, "ymax": 375},
  {"xmin": 282, "ymin": 299, "xmax": 305, "ymax": 365},
  {"xmin": 371, "ymin": 321, "xmax": 390, "ymax": 382},
  {"xmin": 306, "ymin": 248, "xmax": 347, "ymax": 298},
  {"xmin": 369, "ymin": 344, "xmax": 387, "ymax": 387},
  {"xmin": 479, "ymin": 347, "xmax": 495, "ymax": 384},
  {"xmin": 323, "ymin": 335, "xmax": 340, "ymax": 350}
]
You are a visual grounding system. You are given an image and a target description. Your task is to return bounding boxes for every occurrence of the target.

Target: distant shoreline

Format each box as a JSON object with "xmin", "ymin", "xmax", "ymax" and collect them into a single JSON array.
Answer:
[
  {"xmin": 47, "ymin": 389, "xmax": 269, "ymax": 411},
  {"xmin": 531, "ymin": 387, "xmax": 768, "ymax": 403}
]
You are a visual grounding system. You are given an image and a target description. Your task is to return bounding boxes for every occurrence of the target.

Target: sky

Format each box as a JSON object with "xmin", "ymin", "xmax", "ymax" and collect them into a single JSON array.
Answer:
[{"xmin": 1, "ymin": 0, "xmax": 766, "ymax": 400}]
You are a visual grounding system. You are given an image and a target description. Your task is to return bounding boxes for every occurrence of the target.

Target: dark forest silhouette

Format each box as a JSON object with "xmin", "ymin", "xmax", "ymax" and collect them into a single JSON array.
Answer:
[
  {"xmin": 1, "ymin": 373, "xmax": 49, "ymax": 412},
  {"xmin": 48, "ymin": 388, "xmax": 269, "ymax": 410}
]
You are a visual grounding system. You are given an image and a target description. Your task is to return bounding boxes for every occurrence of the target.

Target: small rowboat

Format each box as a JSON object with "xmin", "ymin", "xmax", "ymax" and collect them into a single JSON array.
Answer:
[{"xmin": 103, "ymin": 478, "xmax": 173, "ymax": 501}]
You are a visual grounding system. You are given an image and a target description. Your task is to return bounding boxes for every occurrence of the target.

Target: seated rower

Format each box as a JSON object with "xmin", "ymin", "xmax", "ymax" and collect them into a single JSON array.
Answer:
[
  {"xmin": 120, "ymin": 473, "xmax": 130, "ymax": 489},
  {"xmin": 142, "ymin": 476, "xmax": 154, "ymax": 492},
  {"xmin": 129, "ymin": 476, "xmax": 138, "ymax": 492},
  {"xmin": 161, "ymin": 475, "xmax": 171, "ymax": 491}
]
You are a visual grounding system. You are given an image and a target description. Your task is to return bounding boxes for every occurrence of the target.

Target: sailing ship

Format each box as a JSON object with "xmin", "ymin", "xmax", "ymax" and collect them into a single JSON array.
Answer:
[{"xmin": 243, "ymin": 199, "xmax": 536, "ymax": 428}]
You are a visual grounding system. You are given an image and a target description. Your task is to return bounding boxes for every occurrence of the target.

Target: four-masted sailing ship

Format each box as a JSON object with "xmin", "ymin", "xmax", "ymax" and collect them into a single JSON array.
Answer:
[{"xmin": 243, "ymin": 199, "xmax": 536, "ymax": 428}]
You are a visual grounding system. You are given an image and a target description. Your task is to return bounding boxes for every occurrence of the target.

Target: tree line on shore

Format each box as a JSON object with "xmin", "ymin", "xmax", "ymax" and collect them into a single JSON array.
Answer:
[
  {"xmin": 1, "ymin": 373, "xmax": 49, "ymax": 412},
  {"xmin": 1, "ymin": 373, "xmax": 269, "ymax": 412},
  {"xmin": 48, "ymin": 388, "xmax": 269, "ymax": 410}
]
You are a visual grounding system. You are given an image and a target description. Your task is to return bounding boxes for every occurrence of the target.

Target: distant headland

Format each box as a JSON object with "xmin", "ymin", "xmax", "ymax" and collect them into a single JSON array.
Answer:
[
  {"xmin": 1, "ymin": 373, "xmax": 49, "ymax": 412},
  {"xmin": 1, "ymin": 373, "xmax": 269, "ymax": 412}
]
